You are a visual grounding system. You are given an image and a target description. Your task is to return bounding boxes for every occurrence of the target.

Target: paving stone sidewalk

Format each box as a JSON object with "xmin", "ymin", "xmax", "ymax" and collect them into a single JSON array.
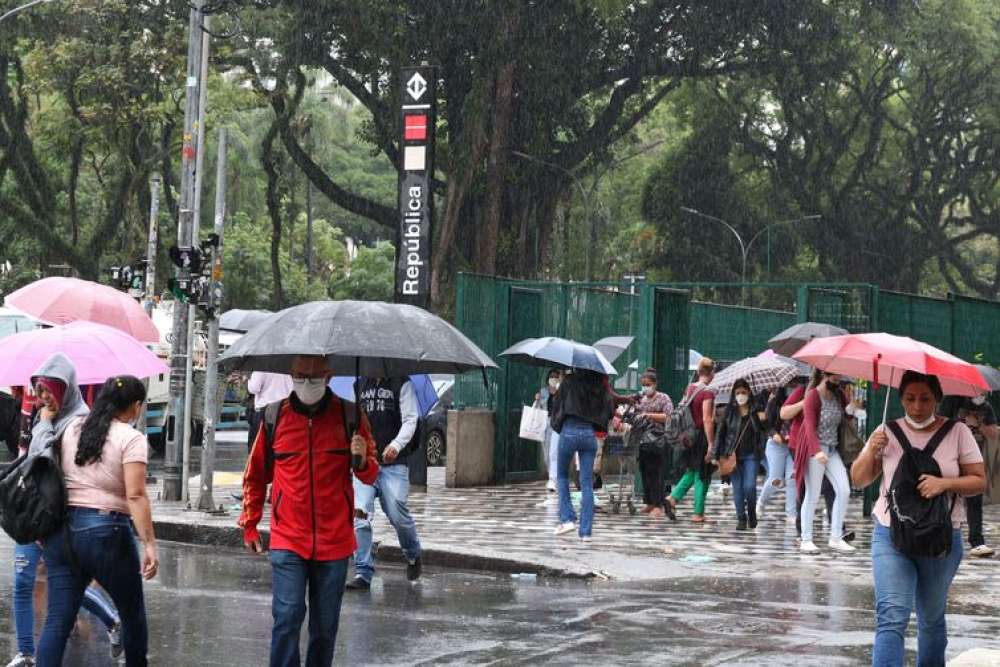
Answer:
[{"xmin": 148, "ymin": 465, "xmax": 1000, "ymax": 591}]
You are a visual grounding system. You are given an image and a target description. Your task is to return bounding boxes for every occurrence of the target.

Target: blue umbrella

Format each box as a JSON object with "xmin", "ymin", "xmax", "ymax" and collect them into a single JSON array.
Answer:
[
  {"xmin": 499, "ymin": 337, "xmax": 618, "ymax": 375},
  {"xmin": 328, "ymin": 374, "xmax": 439, "ymax": 417}
]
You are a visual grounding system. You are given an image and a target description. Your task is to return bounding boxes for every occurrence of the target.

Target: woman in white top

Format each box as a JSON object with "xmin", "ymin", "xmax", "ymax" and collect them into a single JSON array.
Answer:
[
  {"xmin": 851, "ymin": 370, "xmax": 985, "ymax": 667},
  {"xmin": 37, "ymin": 375, "xmax": 158, "ymax": 666}
]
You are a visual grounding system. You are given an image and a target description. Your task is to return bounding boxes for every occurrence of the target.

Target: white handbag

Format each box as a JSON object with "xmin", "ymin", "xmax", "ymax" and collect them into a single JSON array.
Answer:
[{"xmin": 519, "ymin": 402, "xmax": 549, "ymax": 443}]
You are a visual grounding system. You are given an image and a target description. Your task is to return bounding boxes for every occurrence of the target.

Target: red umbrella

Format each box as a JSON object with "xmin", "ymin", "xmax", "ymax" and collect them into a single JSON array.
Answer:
[
  {"xmin": 4, "ymin": 277, "xmax": 159, "ymax": 344},
  {"xmin": 794, "ymin": 332, "xmax": 989, "ymax": 423}
]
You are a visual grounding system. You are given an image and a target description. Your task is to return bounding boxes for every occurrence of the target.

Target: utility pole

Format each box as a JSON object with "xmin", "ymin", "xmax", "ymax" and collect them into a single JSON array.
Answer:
[
  {"xmin": 181, "ymin": 13, "xmax": 211, "ymax": 504},
  {"xmin": 198, "ymin": 128, "xmax": 226, "ymax": 512},
  {"xmin": 144, "ymin": 175, "xmax": 160, "ymax": 317},
  {"xmin": 164, "ymin": 0, "xmax": 204, "ymax": 501}
]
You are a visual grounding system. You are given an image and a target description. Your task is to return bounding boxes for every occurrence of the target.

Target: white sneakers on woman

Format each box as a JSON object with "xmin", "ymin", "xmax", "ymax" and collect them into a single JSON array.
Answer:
[
  {"xmin": 828, "ymin": 538, "xmax": 856, "ymax": 553},
  {"xmin": 554, "ymin": 522, "xmax": 577, "ymax": 536},
  {"xmin": 800, "ymin": 540, "xmax": 820, "ymax": 554}
]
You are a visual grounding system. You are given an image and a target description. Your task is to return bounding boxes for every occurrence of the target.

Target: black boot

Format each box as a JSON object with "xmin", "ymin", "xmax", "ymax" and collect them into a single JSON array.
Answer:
[
  {"xmin": 736, "ymin": 517, "xmax": 748, "ymax": 531},
  {"xmin": 748, "ymin": 505, "xmax": 758, "ymax": 529}
]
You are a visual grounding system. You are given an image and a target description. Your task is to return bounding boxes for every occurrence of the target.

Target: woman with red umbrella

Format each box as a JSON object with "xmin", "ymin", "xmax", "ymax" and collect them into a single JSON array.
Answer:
[{"xmin": 851, "ymin": 371, "xmax": 986, "ymax": 667}]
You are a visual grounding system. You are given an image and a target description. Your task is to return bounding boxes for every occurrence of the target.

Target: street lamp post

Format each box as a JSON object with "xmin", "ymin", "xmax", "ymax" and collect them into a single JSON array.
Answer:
[
  {"xmin": 511, "ymin": 150, "xmax": 593, "ymax": 281},
  {"xmin": 680, "ymin": 207, "xmax": 821, "ymax": 300},
  {"xmin": 0, "ymin": 0, "xmax": 55, "ymax": 24}
]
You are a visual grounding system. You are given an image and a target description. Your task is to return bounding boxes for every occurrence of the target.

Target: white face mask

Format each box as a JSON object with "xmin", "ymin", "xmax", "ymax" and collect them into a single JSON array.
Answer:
[
  {"xmin": 904, "ymin": 414, "xmax": 937, "ymax": 430},
  {"xmin": 293, "ymin": 377, "xmax": 327, "ymax": 405},
  {"xmin": 548, "ymin": 379, "xmax": 560, "ymax": 391},
  {"xmin": 642, "ymin": 385, "xmax": 655, "ymax": 396},
  {"xmin": 735, "ymin": 394, "xmax": 750, "ymax": 406},
  {"xmin": 972, "ymin": 395, "xmax": 987, "ymax": 406}
]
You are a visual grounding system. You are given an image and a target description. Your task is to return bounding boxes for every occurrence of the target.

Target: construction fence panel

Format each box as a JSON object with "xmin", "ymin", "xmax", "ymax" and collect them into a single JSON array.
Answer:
[
  {"xmin": 689, "ymin": 302, "xmax": 796, "ymax": 365},
  {"xmin": 952, "ymin": 295, "xmax": 1000, "ymax": 367}
]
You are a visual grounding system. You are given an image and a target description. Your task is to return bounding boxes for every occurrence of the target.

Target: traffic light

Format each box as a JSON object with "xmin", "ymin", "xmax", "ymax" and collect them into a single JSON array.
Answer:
[
  {"xmin": 168, "ymin": 277, "xmax": 193, "ymax": 304},
  {"xmin": 169, "ymin": 245, "xmax": 203, "ymax": 274}
]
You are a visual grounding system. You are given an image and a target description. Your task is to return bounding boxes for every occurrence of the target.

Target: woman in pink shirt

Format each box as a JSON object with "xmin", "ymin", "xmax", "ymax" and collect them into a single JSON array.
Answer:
[
  {"xmin": 851, "ymin": 371, "xmax": 986, "ymax": 667},
  {"xmin": 37, "ymin": 375, "xmax": 158, "ymax": 666}
]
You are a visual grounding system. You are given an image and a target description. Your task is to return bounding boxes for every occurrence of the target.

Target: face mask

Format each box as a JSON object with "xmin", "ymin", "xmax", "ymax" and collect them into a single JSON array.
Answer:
[
  {"xmin": 548, "ymin": 379, "xmax": 560, "ymax": 391},
  {"xmin": 735, "ymin": 394, "xmax": 749, "ymax": 406},
  {"xmin": 293, "ymin": 377, "xmax": 327, "ymax": 405},
  {"xmin": 972, "ymin": 395, "xmax": 987, "ymax": 406},
  {"xmin": 825, "ymin": 379, "xmax": 840, "ymax": 391},
  {"xmin": 642, "ymin": 385, "xmax": 655, "ymax": 396},
  {"xmin": 904, "ymin": 414, "xmax": 937, "ymax": 430}
]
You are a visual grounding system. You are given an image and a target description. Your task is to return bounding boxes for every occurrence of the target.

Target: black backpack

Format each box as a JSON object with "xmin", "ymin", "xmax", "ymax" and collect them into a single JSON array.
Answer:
[
  {"xmin": 885, "ymin": 419, "xmax": 957, "ymax": 559},
  {"xmin": 0, "ymin": 442, "xmax": 67, "ymax": 544}
]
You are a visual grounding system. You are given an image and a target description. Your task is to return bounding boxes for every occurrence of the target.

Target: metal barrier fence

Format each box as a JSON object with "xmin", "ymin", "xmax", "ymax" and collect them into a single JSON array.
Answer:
[{"xmin": 454, "ymin": 274, "xmax": 1000, "ymax": 483}]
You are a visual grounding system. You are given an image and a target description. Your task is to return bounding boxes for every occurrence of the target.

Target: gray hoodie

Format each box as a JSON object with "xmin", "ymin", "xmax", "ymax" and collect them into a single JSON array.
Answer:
[{"xmin": 27, "ymin": 353, "xmax": 89, "ymax": 456}]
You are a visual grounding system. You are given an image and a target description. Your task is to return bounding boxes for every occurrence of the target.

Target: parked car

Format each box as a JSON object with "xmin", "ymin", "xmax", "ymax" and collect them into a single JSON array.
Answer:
[{"xmin": 422, "ymin": 377, "xmax": 454, "ymax": 466}]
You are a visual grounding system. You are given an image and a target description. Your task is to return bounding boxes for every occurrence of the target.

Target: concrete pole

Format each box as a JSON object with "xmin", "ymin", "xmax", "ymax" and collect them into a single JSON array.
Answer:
[
  {"xmin": 198, "ymin": 128, "xmax": 226, "ymax": 512},
  {"xmin": 164, "ymin": 0, "xmax": 204, "ymax": 501},
  {"xmin": 181, "ymin": 14, "xmax": 211, "ymax": 504},
  {"xmin": 144, "ymin": 174, "xmax": 160, "ymax": 317}
]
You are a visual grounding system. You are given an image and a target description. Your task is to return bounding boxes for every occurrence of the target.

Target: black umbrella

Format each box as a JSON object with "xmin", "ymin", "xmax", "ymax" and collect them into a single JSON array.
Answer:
[
  {"xmin": 767, "ymin": 322, "xmax": 849, "ymax": 357},
  {"xmin": 217, "ymin": 300, "xmax": 497, "ymax": 468}
]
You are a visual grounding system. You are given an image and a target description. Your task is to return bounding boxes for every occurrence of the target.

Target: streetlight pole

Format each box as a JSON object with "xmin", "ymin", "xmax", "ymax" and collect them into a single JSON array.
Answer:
[
  {"xmin": 511, "ymin": 150, "xmax": 593, "ymax": 281},
  {"xmin": 0, "ymin": 0, "xmax": 54, "ymax": 24},
  {"xmin": 679, "ymin": 207, "xmax": 821, "ymax": 301}
]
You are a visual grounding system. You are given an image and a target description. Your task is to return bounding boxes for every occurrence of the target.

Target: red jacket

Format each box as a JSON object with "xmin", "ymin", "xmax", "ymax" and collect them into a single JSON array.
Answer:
[{"xmin": 239, "ymin": 393, "xmax": 379, "ymax": 561}]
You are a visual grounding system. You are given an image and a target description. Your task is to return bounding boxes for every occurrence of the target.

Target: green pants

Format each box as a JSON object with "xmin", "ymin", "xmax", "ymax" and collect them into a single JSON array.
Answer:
[{"xmin": 671, "ymin": 469, "xmax": 709, "ymax": 515}]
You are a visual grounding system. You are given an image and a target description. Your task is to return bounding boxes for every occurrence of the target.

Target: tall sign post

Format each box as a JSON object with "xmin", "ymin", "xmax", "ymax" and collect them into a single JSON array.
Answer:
[{"xmin": 394, "ymin": 65, "xmax": 436, "ymax": 309}]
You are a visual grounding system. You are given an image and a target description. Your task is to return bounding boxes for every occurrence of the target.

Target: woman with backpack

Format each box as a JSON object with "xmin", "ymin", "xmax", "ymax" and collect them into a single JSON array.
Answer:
[
  {"xmin": 795, "ymin": 369, "xmax": 855, "ymax": 554},
  {"xmin": 851, "ymin": 371, "xmax": 985, "ymax": 667},
  {"xmin": 633, "ymin": 368, "xmax": 674, "ymax": 519},
  {"xmin": 36, "ymin": 375, "xmax": 158, "ymax": 665},
  {"xmin": 666, "ymin": 358, "xmax": 717, "ymax": 524},
  {"xmin": 714, "ymin": 379, "xmax": 764, "ymax": 529}
]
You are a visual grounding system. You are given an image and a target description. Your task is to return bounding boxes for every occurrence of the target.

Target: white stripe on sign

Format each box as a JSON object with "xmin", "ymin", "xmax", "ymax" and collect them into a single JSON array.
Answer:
[{"xmin": 404, "ymin": 146, "xmax": 426, "ymax": 171}]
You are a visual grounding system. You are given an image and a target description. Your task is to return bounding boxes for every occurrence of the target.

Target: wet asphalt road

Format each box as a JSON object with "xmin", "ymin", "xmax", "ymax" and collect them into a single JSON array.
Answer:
[{"xmin": 0, "ymin": 538, "xmax": 998, "ymax": 666}]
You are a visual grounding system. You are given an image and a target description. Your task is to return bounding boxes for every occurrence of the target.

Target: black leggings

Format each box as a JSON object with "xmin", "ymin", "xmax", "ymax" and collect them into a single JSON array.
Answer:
[{"xmin": 639, "ymin": 446, "xmax": 666, "ymax": 508}]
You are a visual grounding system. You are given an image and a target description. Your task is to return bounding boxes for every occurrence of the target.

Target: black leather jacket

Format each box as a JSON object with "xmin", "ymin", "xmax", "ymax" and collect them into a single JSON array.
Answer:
[{"xmin": 550, "ymin": 370, "xmax": 614, "ymax": 434}]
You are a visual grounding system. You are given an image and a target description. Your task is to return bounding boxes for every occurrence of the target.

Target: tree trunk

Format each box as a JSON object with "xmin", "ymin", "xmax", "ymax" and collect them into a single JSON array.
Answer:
[{"xmin": 261, "ymin": 119, "xmax": 285, "ymax": 309}]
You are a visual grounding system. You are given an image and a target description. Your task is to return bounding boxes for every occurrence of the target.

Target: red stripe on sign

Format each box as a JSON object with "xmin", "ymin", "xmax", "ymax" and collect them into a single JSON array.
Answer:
[{"xmin": 405, "ymin": 114, "xmax": 428, "ymax": 141}]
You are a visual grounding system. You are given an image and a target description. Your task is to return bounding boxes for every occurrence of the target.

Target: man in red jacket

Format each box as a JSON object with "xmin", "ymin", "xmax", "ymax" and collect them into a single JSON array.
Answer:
[{"xmin": 240, "ymin": 355, "xmax": 378, "ymax": 667}]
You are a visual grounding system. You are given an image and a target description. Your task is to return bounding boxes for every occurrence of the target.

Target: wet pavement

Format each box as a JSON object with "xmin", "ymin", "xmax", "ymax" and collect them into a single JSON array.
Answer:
[{"xmin": 0, "ymin": 538, "xmax": 998, "ymax": 665}]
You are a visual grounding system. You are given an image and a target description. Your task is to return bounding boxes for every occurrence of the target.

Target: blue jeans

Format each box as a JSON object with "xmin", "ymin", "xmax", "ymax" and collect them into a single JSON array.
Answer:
[
  {"xmin": 13, "ymin": 543, "xmax": 120, "ymax": 656},
  {"xmin": 758, "ymin": 439, "xmax": 797, "ymax": 518},
  {"xmin": 557, "ymin": 418, "xmax": 598, "ymax": 537},
  {"xmin": 269, "ymin": 550, "xmax": 348, "ymax": 667},
  {"xmin": 731, "ymin": 456, "xmax": 759, "ymax": 521},
  {"xmin": 353, "ymin": 464, "xmax": 421, "ymax": 582},
  {"xmin": 38, "ymin": 508, "xmax": 146, "ymax": 666},
  {"xmin": 871, "ymin": 523, "xmax": 963, "ymax": 667}
]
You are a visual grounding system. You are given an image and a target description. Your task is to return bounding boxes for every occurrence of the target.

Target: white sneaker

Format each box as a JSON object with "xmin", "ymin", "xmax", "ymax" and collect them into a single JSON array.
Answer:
[
  {"xmin": 969, "ymin": 544, "xmax": 995, "ymax": 558},
  {"xmin": 554, "ymin": 522, "xmax": 577, "ymax": 536},
  {"xmin": 546, "ymin": 480, "xmax": 557, "ymax": 493},
  {"xmin": 6, "ymin": 654, "xmax": 35, "ymax": 667},
  {"xmin": 828, "ymin": 538, "xmax": 856, "ymax": 553},
  {"xmin": 580, "ymin": 535, "xmax": 592, "ymax": 543},
  {"xmin": 800, "ymin": 540, "xmax": 820, "ymax": 554},
  {"xmin": 755, "ymin": 500, "xmax": 764, "ymax": 518}
]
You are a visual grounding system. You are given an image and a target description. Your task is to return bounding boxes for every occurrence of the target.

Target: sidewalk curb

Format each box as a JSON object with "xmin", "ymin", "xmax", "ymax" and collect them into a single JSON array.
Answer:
[{"xmin": 152, "ymin": 519, "xmax": 594, "ymax": 580}]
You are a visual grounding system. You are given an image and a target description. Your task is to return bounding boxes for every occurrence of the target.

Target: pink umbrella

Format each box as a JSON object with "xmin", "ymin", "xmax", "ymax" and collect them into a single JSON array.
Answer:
[
  {"xmin": 4, "ymin": 277, "xmax": 159, "ymax": 344},
  {"xmin": 794, "ymin": 332, "xmax": 989, "ymax": 423},
  {"xmin": 0, "ymin": 321, "xmax": 168, "ymax": 387}
]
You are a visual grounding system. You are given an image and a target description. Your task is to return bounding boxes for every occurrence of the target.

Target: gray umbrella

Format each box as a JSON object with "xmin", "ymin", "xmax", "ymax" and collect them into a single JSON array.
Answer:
[
  {"xmin": 500, "ymin": 337, "xmax": 617, "ymax": 375},
  {"xmin": 974, "ymin": 364, "xmax": 1000, "ymax": 392},
  {"xmin": 217, "ymin": 301, "xmax": 497, "ymax": 376},
  {"xmin": 219, "ymin": 308, "xmax": 272, "ymax": 333},
  {"xmin": 767, "ymin": 321, "xmax": 849, "ymax": 357},
  {"xmin": 593, "ymin": 336, "xmax": 634, "ymax": 365}
]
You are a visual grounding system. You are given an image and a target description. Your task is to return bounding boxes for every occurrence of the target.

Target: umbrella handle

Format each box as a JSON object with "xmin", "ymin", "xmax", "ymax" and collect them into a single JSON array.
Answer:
[
  {"xmin": 352, "ymin": 357, "xmax": 362, "ymax": 471},
  {"xmin": 880, "ymin": 367, "xmax": 894, "ymax": 428}
]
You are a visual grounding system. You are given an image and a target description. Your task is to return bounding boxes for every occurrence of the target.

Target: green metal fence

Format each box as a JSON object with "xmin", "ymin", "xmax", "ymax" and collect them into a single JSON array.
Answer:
[{"xmin": 454, "ymin": 274, "xmax": 1000, "ymax": 483}]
